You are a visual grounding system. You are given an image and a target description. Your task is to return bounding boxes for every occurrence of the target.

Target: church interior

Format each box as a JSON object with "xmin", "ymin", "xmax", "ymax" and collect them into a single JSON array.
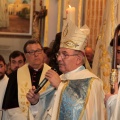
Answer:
[
  {"xmin": 0, "ymin": 0, "xmax": 104, "ymax": 62},
  {"xmin": 0, "ymin": 0, "xmax": 120, "ymax": 63},
  {"xmin": 0, "ymin": 0, "xmax": 120, "ymax": 119},
  {"xmin": 0, "ymin": 0, "xmax": 119, "ymax": 60}
]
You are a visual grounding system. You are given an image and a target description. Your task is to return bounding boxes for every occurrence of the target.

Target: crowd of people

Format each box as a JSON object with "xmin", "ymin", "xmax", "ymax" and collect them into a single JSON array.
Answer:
[{"xmin": 0, "ymin": 19, "xmax": 119, "ymax": 120}]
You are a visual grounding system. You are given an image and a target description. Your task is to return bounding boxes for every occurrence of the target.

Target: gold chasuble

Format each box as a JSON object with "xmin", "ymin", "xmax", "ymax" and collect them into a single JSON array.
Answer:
[{"xmin": 17, "ymin": 63, "xmax": 51, "ymax": 117}]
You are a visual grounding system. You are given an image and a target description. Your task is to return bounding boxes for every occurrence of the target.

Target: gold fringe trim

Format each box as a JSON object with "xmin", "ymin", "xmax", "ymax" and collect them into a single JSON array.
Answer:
[{"xmin": 79, "ymin": 78, "xmax": 95, "ymax": 120}]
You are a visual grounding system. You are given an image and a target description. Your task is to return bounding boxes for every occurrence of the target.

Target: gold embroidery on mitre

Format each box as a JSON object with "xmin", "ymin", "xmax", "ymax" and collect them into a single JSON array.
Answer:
[
  {"xmin": 63, "ymin": 23, "xmax": 68, "ymax": 37},
  {"xmin": 63, "ymin": 40, "xmax": 79, "ymax": 48}
]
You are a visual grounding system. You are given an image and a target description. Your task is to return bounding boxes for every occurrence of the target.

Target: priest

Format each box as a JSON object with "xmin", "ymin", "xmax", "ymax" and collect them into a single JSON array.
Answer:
[{"xmin": 27, "ymin": 20, "xmax": 105, "ymax": 120}]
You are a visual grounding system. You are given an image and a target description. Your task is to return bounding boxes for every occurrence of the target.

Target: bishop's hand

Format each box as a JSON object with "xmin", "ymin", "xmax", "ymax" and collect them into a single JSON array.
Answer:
[{"xmin": 26, "ymin": 86, "xmax": 39, "ymax": 105}]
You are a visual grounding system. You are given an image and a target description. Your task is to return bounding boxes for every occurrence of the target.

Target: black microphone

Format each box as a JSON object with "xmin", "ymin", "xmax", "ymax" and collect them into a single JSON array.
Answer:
[
  {"xmin": 34, "ymin": 68, "xmax": 57, "ymax": 94},
  {"xmin": 34, "ymin": 78, "xmax": 48, "ymax": 94}
]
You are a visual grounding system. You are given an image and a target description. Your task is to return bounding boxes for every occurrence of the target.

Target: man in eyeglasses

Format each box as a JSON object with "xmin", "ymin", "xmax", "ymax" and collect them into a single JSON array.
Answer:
[
  {"xmin": 26, "ymin": 20, "xmax": 105, "ymax": 120},
  {"xmin": 2, "ymin": 40, "xmax": 51, "ymax": 120}
]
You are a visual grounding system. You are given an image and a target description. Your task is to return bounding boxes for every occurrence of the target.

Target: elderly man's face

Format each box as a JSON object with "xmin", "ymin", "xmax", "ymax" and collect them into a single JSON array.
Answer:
[{"xmin": 57, "ymin": 48, "xmax": 82, "ymax": 73}]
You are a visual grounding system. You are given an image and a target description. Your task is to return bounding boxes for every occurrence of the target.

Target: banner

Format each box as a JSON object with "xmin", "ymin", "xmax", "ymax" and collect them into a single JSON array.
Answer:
[{"xmin": 92, "ymin": 0, "xmax": 117, "ymax": 93}]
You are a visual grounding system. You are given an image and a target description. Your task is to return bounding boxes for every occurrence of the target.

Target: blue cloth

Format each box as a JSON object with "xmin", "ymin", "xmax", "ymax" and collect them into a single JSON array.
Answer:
[{"xmin": 59, "ymin": 78, "xmax": 92, "ymax": 120}]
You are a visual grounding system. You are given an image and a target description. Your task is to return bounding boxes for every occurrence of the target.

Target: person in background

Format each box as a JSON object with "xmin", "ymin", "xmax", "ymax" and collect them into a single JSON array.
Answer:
[
  {"xmin": 6, "ymin": 63, "xmax": 11, "ymax": 75},
  {"xmin": 104, "ymin": 35, "xmax": 120, "ymax": 120},
  {"xmin": 0, "ymin": 55, "xmax": 9, "ymax": 119},
  {"xmin": 110, "ymin": 35, "xmax": 120, "ymax": 65},
  {"xmin": 26, "ymin": 20, "xmax": 105, "ymax": 120},
  {"xmin": 49, "ymin": 32, "xmax": 62, "ymax": 75},
  {"xmin": 6, "ymin": 50, "xmax": 26, "ymax": 75},
  {"xmin": 2, "ymin": 40, "xmax": 51, "ymax": 120},
  {"xmin": 85, "ymin": 46, "xmax": 94, "ymax": 68},
  {"xmin": 43, "ymin": 47, "xmax": 52, "ymax": 65}
]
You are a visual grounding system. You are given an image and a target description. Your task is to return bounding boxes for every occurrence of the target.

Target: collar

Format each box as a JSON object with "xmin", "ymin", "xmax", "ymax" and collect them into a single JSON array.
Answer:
[
  {"xmin": 28, "ymin": 65, "xmax": 43, "ymax": 72},
  {"xmin": 61, "ymin": 65, "xmax": 85, "ymax": 80}
]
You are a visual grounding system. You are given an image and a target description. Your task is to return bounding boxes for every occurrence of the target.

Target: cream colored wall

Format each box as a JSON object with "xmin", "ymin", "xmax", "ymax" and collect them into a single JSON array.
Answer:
[
  {"xmin": 0, "ymin": 37, "xmax": 28, "ymax": 63},
  {"xmin": 48, "ymin": 0, "xmax": 58, "ymax": 46},
  {"xmin": 0, "ymin": 0, "xmax": 58, "ymax": 63},
  {"xmin": 35, "ymin": 0, "xmax": 58, "ymax": 46}
]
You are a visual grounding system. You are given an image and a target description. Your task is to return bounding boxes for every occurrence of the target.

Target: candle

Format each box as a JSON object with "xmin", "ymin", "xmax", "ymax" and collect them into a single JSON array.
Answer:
[
  {"xmin": 66, "ymin": 5, "xmax": 75, "ymax": 24},
  {"xmin": 43, "ymin": 0, "xmax": 46, "ymax": 6},
  {"xmin": 63, "ymin": 0, "xmax": 67, "ymax": 19},
  {"xmin": 35, "ymin": 0, "xmax": 41, "ymax": 11}
]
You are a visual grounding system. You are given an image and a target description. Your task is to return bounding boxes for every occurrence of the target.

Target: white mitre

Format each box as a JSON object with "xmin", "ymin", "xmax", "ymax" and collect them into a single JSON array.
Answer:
[{"xmin": 60, "ymin": 19, "xmax": 90, "ymax": 52}]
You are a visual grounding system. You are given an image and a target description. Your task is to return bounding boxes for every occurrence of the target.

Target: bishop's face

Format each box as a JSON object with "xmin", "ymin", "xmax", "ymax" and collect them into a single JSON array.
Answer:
[
  {"xmin": 0, "ymin": 61, "xmax": 6, "ymax": 80},
  {"xmin": 57, "ymin": 47, "xmax": 83, "ymax": 73}
]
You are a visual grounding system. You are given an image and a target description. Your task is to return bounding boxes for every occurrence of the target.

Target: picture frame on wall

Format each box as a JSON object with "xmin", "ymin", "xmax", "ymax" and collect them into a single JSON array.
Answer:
[{"xmin": 0, "ymin": 0, "xmax": 33, "ymax": 36}]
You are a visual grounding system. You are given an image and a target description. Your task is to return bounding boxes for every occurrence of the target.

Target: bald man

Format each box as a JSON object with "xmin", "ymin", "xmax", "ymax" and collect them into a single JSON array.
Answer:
[{"xmin": 85, "ymin": 46, "xmax": 94, "ymax": 68}]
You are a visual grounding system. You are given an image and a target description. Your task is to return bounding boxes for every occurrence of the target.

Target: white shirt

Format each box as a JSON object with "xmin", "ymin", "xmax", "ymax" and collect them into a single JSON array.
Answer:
[{"xmin": 0, "ymin": 74, "xmax": 9, "ymax": 110}]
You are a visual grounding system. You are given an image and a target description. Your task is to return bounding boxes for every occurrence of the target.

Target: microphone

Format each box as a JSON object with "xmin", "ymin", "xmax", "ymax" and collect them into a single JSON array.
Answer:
[
  {"xmin": 34, "ymin": 68, "xmax": 57, "ymax": 94},
  {"xmin": 34, "ymin": 78, "xmax": 48, "ymax": 94}
]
